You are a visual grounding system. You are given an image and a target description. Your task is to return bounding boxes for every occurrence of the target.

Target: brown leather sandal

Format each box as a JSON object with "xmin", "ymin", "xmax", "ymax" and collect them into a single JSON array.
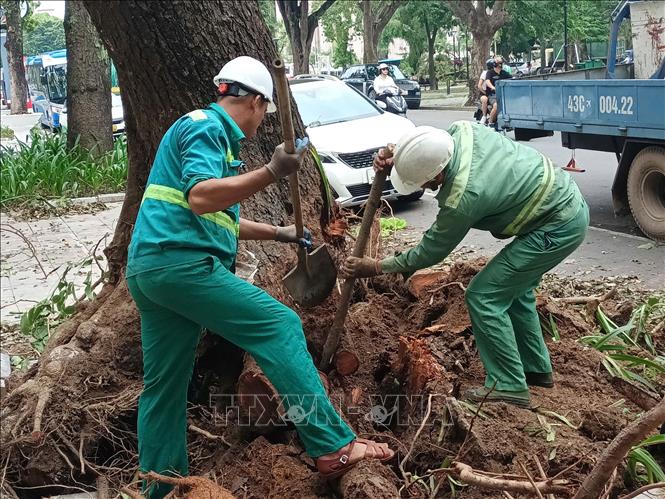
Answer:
[{"xmin": 316, "ymin": 438, "xmax": 395, "ymax": 480}]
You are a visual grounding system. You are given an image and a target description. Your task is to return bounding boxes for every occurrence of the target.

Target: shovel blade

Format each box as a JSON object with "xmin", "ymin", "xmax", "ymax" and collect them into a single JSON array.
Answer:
[{"xmin": 283, "ymin": 244, "xmax": 337, "ymax": 308}]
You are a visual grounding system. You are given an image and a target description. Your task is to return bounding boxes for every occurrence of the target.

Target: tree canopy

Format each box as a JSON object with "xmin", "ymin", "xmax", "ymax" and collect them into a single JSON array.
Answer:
[
  {"xmin": 23, "ymin": 12, "xmax": 65, "ymax": 55},
  {"xmin": 318, "ymin": 0, "xmax": 361, "ymax": 68}
]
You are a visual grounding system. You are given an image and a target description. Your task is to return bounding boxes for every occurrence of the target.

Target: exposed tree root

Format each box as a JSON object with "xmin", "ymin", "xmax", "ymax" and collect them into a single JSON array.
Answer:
[
  {"xmin": 453, "ymin": 462, "xmax": 574, "ymax": 496},
  {"xmin": 574, "ymin": 397, "xmax": 665, "ymax": 499}
]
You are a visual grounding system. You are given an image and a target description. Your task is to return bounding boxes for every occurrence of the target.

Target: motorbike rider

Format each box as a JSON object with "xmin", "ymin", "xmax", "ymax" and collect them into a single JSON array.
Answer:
[
  {"xmin": 374, "ymin": 62, "xmax": 403, "ymax": 102},
  {"xmin": 475, "ymin": 58, "xmax": 494, "ymax": 124},
  {"xmin": 484, "ymin": 56, "xmax": 512, "ymax": 128}
]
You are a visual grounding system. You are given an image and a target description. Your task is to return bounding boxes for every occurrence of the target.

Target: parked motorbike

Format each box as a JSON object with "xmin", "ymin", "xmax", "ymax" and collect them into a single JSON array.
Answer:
[{"xmin": 375, "ymin": 87, "xmax": 407, "ymax": 116}]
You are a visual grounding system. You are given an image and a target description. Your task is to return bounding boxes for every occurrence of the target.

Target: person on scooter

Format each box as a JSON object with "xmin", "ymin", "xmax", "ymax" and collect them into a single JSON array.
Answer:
[
  {"xmin": 485, "ymin": 57, "xmax": 512, "ymax": 128},
  {"xmin": 475, "ymin": 58, "xmax": 494, "ymax": 124},
  {"xmin": 374, "ymin": 63, "xmax": 402, "ymax": 103}
]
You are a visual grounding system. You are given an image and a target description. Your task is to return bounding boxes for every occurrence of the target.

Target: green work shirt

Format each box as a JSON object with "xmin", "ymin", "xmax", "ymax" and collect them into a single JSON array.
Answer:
[
  {"xmin": 382, "ymin": 121, "xmax": 583, "ymax": 274},
  {"xmin": 126, "ymin": 103, "xmax": 245, "ymax": 277}
]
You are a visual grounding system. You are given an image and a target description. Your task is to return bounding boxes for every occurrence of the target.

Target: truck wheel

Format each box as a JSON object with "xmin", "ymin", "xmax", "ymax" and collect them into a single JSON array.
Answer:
[{"xmin": 627, "ymin": 146, "xmax": 665, "ymax": 242}]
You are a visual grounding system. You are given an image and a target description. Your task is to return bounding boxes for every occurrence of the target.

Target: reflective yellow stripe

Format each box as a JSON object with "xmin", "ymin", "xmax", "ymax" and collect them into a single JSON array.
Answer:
[
  {"xmin": 142, "ymin": 184, "xmax": 239, "ymax": 237},
  {"xmin": 502, "ymin": 156, "xmax": 556, "ymax": 235},
  {"xmin": 444, "ymin": 121, "xmax": 473, "ymax": 209}
]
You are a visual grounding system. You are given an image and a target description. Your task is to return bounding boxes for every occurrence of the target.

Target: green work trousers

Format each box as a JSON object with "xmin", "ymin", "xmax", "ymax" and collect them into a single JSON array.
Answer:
[
  {"xmin": 127, "ymin": 256, "xmax": 355, "ymax": 499},
  {"xmin": 465, "ymin": 200, "xmax": 589, "ymax": 392}
]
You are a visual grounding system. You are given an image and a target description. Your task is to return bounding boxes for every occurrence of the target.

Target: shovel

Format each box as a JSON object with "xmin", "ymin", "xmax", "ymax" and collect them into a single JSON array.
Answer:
[
  {"xmin": 273, "ymin": 59, "xmax": 337, "ymax": 308},
  {"xmin": 319, "ymin": 145, "xmax": 394, "ymax": 371}
]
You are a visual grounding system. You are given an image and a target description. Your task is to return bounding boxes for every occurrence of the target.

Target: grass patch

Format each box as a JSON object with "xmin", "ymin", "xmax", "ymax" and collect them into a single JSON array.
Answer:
[{"xmin": 1, "ymin": 131, "xmax": 127, "ymax": 208}]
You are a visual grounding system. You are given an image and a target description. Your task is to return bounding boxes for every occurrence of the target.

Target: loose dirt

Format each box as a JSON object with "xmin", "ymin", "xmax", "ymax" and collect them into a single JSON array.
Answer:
[{"xmin": 2, "ymin": 243, "xmax": 663, "ymax": 498}]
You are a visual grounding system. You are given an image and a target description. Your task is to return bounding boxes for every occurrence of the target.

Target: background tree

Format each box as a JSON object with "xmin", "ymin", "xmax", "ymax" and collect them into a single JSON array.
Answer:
[
  {"xmin": 258, "ymin": 0, "xmax": 289, "ymax": 59},
  {"xmin": 445, "ymin": 0, "xmax": 509, "ymax": 105},
  {"xmin": 383, "ymin": 0, "xmax": 452, "ymax": 89},
  {"xmin": 276, "ymin": 0, "xmax": 336, "ymax": 74},
  {"xmin": 23, "ymin": 12, "xmax": 65, "ymax": 55},
  {"xmin": 2, "ymin": 0, "xmax": 29, "ymax": 113},
  {"xmin": 318, "ymin": 0, "xmax": 360, "ymax": 68},
  {"xmin": 64, "ymin": 0, "xmax": 112, "ymax": 155},
  {"xmin": 359, "ymin": 0, "xmax": 402, "ymax": 63}
]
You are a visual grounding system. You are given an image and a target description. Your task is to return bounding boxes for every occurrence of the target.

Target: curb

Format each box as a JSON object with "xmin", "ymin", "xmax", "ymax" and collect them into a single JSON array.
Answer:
[
  {"xmin": 69, "ymin": 192, "xmax": 125, "ymax": 206},
  {"xmin": 419, "ymin": 105, "xmax": 476, "ymax": 111}
]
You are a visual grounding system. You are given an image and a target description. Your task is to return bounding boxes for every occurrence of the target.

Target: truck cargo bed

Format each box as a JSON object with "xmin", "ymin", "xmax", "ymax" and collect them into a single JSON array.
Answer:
[{"xmin": 498, "ymin": 79, "xmax": 665, "ymax": 140}]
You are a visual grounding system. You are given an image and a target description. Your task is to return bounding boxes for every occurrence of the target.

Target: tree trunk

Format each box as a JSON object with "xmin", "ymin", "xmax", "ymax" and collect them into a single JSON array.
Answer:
[
  {"xmin": 361, "ymin": 0, "xmax": 377, "ymax": 63},
  {"xmin": 467, "ymin": 31, "xmax": 491, "ymax": 105},
  {"xmin": 1, "ymin": 0, "xmax": 336, "ymax": 493},
  {"xmin": 64, "ymin": 0, "xmax": 113, "ymax": 155},
  {"xmin": 427, "ymin": 29, "xmax": 438, "ymax": 91},
  {"xmin": 4, "ymin": 0, "xmax": 29, "ymax": 115},
  {"xmin": 277, "ymin": 1, "xmax": 336, "ymax": 75},
  {"xmin": 445, "ymin": 0, "xmax": 508, "ymax": 106}
]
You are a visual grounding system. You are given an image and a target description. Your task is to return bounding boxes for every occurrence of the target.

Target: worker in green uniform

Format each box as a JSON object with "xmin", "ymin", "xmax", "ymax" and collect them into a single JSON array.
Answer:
[
  {"xmin": 341, "ymin": 123, "xmax": 589, "ymax": 408},
  {"xmin": 127, "ymin": 56, "xmax": 393, "ymax": 498}
]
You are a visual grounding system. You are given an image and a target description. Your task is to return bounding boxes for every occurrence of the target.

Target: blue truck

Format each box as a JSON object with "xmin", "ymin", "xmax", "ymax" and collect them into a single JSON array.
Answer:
[{"xmin": 498, "ymin": 0, "xmax": 665, "ymax": 241}]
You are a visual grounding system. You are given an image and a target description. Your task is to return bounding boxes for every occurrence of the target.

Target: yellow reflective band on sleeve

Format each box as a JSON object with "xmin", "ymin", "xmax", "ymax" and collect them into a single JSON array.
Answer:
[
  {"xmin": 502, "ymin": 156, "xmax": 556, "ymax": 236},
  {"xmin": 226, "ymin": 149, "xmax": 234, "ymax": 163},
  {"xmin": 142, "ymin": 184, "xmax": 239, "ymax": 237},
  {"xmin": 444, "ymin": 121, "xmax": 473, "ymax": 209}
]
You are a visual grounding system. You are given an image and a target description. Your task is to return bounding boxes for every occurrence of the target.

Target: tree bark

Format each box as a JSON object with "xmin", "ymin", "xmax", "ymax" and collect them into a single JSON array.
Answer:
[
  {"xmin": 425, "ymin": 17, "xmax": 438, "ymax": 91},
  {"xmin": 4, "ymin": 0, "xmax": 29, "ymax": 114},
  {"xmin": 445, "ymin": 0, "xmax": 509, "ymax": 106},
  {"xmin": 276, "ymin": 0, "xmax": 335, "ymax": 75},
  {"xmin": 360, "ymin": 0, "xmax": 402, "ymax": 64},
  {"xmin": 64, "ymin": 0, "xmax": 112, "ymax": 156}
]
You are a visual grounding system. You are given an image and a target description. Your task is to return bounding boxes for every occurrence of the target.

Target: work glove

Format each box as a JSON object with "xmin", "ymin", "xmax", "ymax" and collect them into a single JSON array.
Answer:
[
  {"xmin": 340, "ymin": 256, "xmax": 383, "ymax": 279},
  {"xmin": 372, "ymin": 145, "xmax": 395, "ymax": 174},
  {"xmin": 266, "ymin": 137, "xmax": 310, "ymax": 180},
  {"xmin": 275, "ymin": 224, "xmax": 312, "ymax": 250}
]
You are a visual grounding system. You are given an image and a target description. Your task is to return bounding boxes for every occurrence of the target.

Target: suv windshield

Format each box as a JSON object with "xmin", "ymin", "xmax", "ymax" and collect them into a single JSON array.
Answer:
[
  {"xmin": 291, "ymin": 81, "xmax": 380, "ymax": 127},
  {"xmin": 367, "ymin": 64, "xmax": 407, "ymax": 80}
]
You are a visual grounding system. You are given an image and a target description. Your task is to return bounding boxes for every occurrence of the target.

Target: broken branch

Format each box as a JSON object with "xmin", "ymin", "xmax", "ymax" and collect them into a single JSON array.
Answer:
[{"xmin": 555, "ymin": 288, "xmax": 617, "ymax": 304}]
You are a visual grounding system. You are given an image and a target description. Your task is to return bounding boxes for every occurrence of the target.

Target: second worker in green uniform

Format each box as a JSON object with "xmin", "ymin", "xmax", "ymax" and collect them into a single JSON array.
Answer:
[{"xmin": 341, "ymin": 122, "xmax": 589, "ymax": 408}]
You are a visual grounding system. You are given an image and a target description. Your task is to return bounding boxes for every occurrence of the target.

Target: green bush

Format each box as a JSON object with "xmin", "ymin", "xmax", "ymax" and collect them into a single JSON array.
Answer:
[
  {"xmin": 0, "ymin": 126, "xmax": 15, "ymax": 139},
  {"xmin": 0, "ymin": 132, "xmax": 127, "ymax": 207}
]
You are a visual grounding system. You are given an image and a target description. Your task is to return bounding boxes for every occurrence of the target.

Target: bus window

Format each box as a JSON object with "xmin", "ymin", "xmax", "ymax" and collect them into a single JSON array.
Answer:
[{"xmin": 46, "ymin": 65, "xmax": 67, "ymax": 104}]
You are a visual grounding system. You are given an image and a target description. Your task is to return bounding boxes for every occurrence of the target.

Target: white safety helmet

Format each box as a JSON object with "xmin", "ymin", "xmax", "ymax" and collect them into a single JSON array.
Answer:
[
  {"xmin": 390, "ymin": 126, "xmax": 455, "ymax": 195},
  {"xmin": 213, "ymin": 56, "xmax": 276, "ymax": 113}
]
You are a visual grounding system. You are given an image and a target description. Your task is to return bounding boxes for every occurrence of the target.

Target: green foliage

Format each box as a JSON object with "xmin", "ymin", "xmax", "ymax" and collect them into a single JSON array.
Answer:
[
  {"xmin": 19, "ymin": 257, "xmax": 102, "ymax": 352},
  {"xmin": 258, "ymin": 0, "xmax": 289, "ymax": 59},
  {"xmin": 498, "ymin": 0, "xmax": 616, "ymax": 60},
  {"xmin": 380, "ymin": 217, "xmax": 407, "ymax": 237},
  {"xmin": 580, "ymin": 296, "xmax": 665, "ymax": 393},
  {"xmin": 318, "ymin": 0, "xmax": 361, "ymax": 68},
  {"xmin": 0, "ymin": 132, "xmax": 127, "ymax": 207},
  {"xmin": 23, "ymin": 12, "xmax": 65, "ymax": 55},
  {"xmin": 382, "ymin": 1, "xmax": 454, "ymax": 77},
  {"xmin": 627, "ymin": 435, "xmax": 665, "ymax": 485},
  {"xmin": 1, "ymin": 126, "xmax": 15, "ymax": 139}
]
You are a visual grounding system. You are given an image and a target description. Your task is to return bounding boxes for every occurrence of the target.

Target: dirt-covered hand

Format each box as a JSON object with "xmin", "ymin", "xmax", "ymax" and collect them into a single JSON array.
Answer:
[
  {"xmin": 373, "ymin": 144, "xmax": 395, "ymax": 174},
  {"xmin": 275, "ymin": 225, "xmax": 312, "ymax": 249},
  {"xmin": 340, "ymin": 256, "xmax": 382, "ymax": 279},
  {"xmin": 266, "ymin": 138, "xmax": 310, "ymax": 180}
]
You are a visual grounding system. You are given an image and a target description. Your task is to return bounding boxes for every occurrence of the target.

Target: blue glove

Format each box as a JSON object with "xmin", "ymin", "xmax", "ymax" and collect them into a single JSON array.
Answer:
[
  {"xmin": 275, "ymin": 225, "xmax": 312, "ymax": 250},
  {"xmin": 295, "ymin": 137, "xmax": 310, "ymax": 154}
]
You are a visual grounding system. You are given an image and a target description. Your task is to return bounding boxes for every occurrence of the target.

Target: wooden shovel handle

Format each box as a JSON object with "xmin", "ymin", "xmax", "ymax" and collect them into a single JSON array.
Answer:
[
  {"xmin": 320, "ymin": 146, "xmax": 394, "ymax": 371},
  {"xmin": 273, "ymin": 59, "xmax": 303, "ymax": 239}
]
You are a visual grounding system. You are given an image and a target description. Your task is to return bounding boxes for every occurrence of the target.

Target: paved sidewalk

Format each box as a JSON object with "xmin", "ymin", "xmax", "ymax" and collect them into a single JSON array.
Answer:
[{"xmin": 1, "ymin": 204, "xmax": 121, "ymax": 324}]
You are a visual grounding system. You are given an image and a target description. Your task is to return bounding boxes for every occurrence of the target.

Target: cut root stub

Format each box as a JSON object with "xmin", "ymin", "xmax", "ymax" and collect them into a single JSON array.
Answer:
[
  {"xmin": 391, "ymin": 336, "xmax": 446, "ymax": 394},
  {"xmin": 334, "ymin": 350, "xmax": 360, "ymax": 376},
  {"xmin": 407, "ymin": 270, "xmax": 450, "ymax": 299}
]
